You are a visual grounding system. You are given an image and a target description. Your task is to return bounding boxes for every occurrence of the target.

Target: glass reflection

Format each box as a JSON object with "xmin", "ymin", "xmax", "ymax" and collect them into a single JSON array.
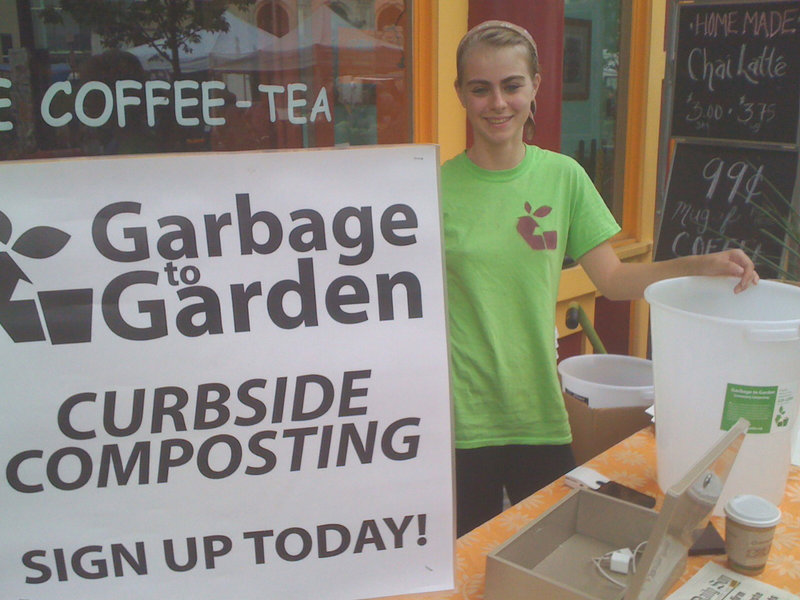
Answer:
[{"xmin": 0, "ymin": 0, "xmax": 411, "ymax": 161}]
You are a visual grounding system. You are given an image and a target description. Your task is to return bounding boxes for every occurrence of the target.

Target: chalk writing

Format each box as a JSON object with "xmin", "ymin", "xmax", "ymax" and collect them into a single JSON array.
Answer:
[
  {"xmin": 655, "ymin": 142, "xmax": 797, "ymax": 278},
  {"xmin": 671, "ymin": 2, "xmax": 800, "ymax": 142}
]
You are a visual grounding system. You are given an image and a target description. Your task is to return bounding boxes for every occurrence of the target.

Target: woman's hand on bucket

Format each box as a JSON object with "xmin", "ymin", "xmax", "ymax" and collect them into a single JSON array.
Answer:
[{"xmin": 696, "ymin": 249, "xmax": 760, "ymax": 293}]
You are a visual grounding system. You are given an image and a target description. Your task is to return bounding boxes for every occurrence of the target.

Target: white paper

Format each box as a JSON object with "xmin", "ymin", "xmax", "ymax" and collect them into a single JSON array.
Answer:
[
  {"xmin": 0, "ymin": 146, "xmax": 454, "ymax": 600},
  {"xmin": 666, "ymin": 562, "xmax": 799, "ymax": 600}
]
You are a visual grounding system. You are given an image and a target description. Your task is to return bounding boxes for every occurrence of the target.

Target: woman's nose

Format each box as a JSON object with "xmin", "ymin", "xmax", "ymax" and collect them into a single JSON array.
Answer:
[{"xmin": 488, "ymin": 88, "xmax": 506, "ymax": 109}]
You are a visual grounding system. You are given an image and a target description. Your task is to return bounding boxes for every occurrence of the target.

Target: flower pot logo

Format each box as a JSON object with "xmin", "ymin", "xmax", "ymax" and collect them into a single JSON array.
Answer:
[
  {"xmin": 0, "ymin": 210, "xmax": 93, "ymax": 344},
  {"xmin": 775, "ymin": 406, "xmax": 789, "ymax": 428},
  {"xmin": 517, "ymin": 202, "xmax": 557, "ymax": 250}
]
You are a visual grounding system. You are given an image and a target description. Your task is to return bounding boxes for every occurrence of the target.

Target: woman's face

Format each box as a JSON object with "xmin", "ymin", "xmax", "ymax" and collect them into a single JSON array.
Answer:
[{"xmin": 456, "ymin": 42, "xmax": 540, "ymax": 151}]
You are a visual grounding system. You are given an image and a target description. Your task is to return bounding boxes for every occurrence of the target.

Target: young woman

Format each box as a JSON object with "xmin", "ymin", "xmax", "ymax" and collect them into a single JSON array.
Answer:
[{"xmin": 441, "ymin": 20, "xmax": 758, "ymax": 536}]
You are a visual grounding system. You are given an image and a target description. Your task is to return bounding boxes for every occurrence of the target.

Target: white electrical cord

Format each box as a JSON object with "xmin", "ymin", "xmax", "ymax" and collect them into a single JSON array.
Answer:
[
  {"xmin": 592, "ymin": 556, "xmax": 626, "ymax": 587},
  {"xmin": 592, "ymin": 541, "xmax": 648, "ymax": 587},
  {"xmin": 631, "ymin": 540, "xmax": 648, "ymax": 573}
]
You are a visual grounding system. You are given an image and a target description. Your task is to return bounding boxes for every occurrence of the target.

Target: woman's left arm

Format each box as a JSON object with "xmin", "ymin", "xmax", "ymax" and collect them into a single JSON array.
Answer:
[{"xmin": 578, "ymin": 242, "xmax": 759, "ymax": 301}]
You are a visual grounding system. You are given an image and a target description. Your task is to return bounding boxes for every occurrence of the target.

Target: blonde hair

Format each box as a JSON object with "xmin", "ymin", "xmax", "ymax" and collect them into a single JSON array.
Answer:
[{"xmin": 455, "ymin": 20, "xmax": 540, "ymax": 140}]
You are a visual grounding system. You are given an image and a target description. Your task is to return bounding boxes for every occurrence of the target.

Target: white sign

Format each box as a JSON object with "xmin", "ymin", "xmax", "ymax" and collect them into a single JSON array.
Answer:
[{"xmin": 0, "ymin": 145, "xmax": 454, "ymax": 600}]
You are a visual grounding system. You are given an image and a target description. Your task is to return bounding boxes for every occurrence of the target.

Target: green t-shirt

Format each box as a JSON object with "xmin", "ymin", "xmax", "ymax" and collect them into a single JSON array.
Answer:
[{"xmin": 441, "ymin": 145, "xmax": 621, "ymax": 449}]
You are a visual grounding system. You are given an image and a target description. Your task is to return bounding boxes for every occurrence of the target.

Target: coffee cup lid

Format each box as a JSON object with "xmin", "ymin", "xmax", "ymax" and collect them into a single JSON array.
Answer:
[{"xmin": 724, "ymin": 494, "xmax": 782, "ymax": 527}]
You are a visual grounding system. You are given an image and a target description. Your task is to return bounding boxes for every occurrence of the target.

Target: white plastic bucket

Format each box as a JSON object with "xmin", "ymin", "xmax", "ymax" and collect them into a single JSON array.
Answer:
[
  {"xmin": 558, "ymin": 354, "xmax": 654, "ymax": 409},
  {"xmin": 645, "ymin": 277, "xmax": 800, "ymax": 514}
]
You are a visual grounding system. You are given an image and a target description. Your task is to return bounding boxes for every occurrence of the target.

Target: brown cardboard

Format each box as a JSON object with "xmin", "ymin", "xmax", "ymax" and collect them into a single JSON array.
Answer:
[
  {"xmin": 564, "ymin": 391, "xmax": 653, "ymax": 464},
  {"xmin": 485, "ymin": 419, "xmax": 749, "ymax": 600},
  {"xmin": 486, "ymin": 489, "xmax": 659, "ymax": 600}
]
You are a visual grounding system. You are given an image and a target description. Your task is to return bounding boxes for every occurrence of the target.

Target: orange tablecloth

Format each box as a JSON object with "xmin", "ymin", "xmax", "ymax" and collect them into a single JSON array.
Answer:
[{"xmin": 381, "ymin": 426, "xmax": 800, "ymax": 599}]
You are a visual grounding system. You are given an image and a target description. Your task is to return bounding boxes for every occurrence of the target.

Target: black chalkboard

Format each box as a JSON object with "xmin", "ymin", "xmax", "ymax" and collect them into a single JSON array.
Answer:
[
  {"xmin": 670, "ymin": 1, "xmax": 800, "ymax": 144},
  {"xmin": 654, "ymin": 142, "xmax": 798, "ymax": 278}
]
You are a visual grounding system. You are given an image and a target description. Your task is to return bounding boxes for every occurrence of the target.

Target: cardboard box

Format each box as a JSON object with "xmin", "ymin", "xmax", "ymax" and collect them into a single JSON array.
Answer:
[
  {"xmin": 485, "ymin": 419, "xmax": 749, "ymax": 600},
  {"xmin": 487, "ymin": 489, "xmax": 658, "ymax": 600},
  {"xmin": 564, "ymin": 391, "xmax": 653, "ymax": 465}
]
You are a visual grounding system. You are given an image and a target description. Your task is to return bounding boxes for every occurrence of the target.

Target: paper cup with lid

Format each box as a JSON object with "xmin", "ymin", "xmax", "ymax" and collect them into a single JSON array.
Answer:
[{"xmin": 724, "ymin": 494, "xmax": 782, "ymax": 575}]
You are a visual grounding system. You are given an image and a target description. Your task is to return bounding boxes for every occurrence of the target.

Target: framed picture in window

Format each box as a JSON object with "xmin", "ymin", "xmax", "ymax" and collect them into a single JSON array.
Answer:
[{"xmin": 563, "ymin": 18, "xmax": 592, "ymax": 101}]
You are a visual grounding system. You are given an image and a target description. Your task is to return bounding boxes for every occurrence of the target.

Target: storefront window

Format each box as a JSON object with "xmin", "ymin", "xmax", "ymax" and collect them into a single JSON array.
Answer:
[
  {"xmin": 0, "ymin": 0, "xmax": 412, "ymax": 161},
  {"xmin": 561, "ymin": 0, "xmax": 625, "ymax": 223}
]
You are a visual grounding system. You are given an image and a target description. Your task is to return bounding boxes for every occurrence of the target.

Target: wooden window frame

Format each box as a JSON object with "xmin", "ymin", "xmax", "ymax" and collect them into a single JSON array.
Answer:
[{"xmin": 412, "ymin": 0, "xmax": 436, "ymax": 143}]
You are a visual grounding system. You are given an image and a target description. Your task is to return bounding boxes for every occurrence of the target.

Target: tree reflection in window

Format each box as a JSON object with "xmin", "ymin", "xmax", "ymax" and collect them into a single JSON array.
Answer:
[{"xmin": 257, "ymin": 1, "xmax": 290, "ymax": 37}]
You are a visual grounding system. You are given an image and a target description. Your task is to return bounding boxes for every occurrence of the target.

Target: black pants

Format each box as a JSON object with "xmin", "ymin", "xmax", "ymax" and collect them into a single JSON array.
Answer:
[{"xmin": 455, "ymin": 444, "xmax": 575, "ymax": 537}]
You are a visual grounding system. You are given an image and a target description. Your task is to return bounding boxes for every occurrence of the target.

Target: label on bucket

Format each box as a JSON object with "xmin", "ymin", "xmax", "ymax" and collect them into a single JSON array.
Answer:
[{"xmin": 721, "ymin": 383, "xmax": 797, "ymax": 433}]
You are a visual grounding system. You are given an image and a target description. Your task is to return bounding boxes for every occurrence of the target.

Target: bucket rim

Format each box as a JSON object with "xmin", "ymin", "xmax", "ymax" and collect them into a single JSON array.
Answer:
[
  {"xmin": 557, "ymin": 354, "xmax": 654, "ymax": 392},
  {"xmin": 561, "ymin": 380, "xmax": 655, "ymax": 393},
  {"xmin": 558, "ymin": 353, "xmax": 653, "ymax": 366},
  {"xmin": 644, "ymin": 276, "xmax": 800, "ymax": 326}
]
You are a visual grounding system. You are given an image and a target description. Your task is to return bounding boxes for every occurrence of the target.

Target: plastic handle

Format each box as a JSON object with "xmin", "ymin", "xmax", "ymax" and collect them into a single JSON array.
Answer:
[
  {"xmin": 564, "ymin": 302, "xmax": 607, "ymax": 354},
  {"xmin": 565, "ymin": 306, "xmax": 580, "ymax": 330},
  {"xmin": 745, "ymin": 327, "xmax": 800, "ymax": 343}
]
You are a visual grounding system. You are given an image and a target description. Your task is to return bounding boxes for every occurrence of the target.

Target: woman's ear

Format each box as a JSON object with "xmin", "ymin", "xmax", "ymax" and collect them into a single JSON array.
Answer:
[{"xmin": 531, "ymin": 73, "xmax": 542, "ymax": 98}]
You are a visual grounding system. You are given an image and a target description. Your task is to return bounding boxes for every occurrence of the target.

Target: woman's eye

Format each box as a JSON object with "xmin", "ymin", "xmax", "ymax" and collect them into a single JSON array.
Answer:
[
  {"xmin": 470, "ymin": 87, "xmax": 488, "ymax": 96},
  {"xmin": 505, "ymin": 84, "xmax": 521, "ymax": 93}
]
